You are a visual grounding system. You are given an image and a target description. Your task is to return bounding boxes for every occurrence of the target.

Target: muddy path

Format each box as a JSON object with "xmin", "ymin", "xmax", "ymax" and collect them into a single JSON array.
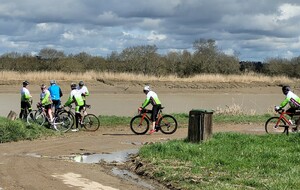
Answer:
[{"xmin": 0, "ymin": 123, "xmax": 265, "ymax": 190}]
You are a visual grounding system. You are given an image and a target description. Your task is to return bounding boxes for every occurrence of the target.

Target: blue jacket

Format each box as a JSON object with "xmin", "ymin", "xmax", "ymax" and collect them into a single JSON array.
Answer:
[{"xmin": 48, "ymin": 84, "xmax": 63, "ymax": 100}]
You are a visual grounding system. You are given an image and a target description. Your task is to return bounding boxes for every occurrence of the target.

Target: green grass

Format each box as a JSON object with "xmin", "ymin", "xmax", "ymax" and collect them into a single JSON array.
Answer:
[
  {"xmin": 99, "ymin": 113, "xmax": 272, "ymax": 128},
  {"xmin": 0, "ymin": 117, "xmax": 56, "ymax": 143},
  {"xmin": 98, "ymin": 115, "xmax": 132, "ymax": 127},
  {"xmin": 0, "ymin": 113, "xmax": 273, "ymax": 143},
  {"xmin": 138, "ymin": 133, "xmax": 300, "ymax": 190}
]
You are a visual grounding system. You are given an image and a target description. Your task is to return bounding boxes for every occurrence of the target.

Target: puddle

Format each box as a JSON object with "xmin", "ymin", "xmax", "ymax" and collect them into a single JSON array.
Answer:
[
  {"xmin": 21, "ymin": 150, "xmax": 157, "ymax": 189},
  {"xmin": 73, "ymin": 149, "xmax": 138, "ymax": 164},
  {"xmin": 111, "ymin": 167, "xmax": 155, "ymax": 190},
  {"xmin": 72, "ymin": 149, "xmax": 157, "ymax": 189},
  {"xmin": 25, "ymin": 153, "xmax": 42, "ymax": 158}
]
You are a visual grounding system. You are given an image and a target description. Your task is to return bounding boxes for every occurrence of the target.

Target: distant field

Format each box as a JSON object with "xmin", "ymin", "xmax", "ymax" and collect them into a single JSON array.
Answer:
[{"xmin": 0, "ymin": 70, "xmax": 298, "ymax": 84}]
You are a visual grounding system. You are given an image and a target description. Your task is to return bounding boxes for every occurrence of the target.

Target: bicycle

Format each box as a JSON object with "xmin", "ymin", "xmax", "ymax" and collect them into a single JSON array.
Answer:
[
  {"xmin": 55, "ymin": 105, "xmax": 75, "ymax": 128},
  {"xmin": 63, "ymin": 104, "xmax": 100, "ymax": 132},
  {"xmin": 265, "ymin": 109, "xmax": 300, "ymax": 135},
  {"xmin": 27, "ymin": 103, "xmax": 73, "ymax": 132},
  {"xmin": 130, "ymin": 107, "xmax": 178, "ymax": 135}
]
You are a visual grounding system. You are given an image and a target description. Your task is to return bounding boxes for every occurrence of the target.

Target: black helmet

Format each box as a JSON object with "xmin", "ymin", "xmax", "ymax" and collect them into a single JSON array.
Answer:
[
  {"xmin": 23, "ymin": 80, "xmax": 29, "ymax": 86},
  {"xmin": 282, "ymin": 85, "xmax": 291, "ymax": 95},
  {"xmin": 71, "ymin": 83, "xmax": 77, "ymax": 89},
  {"xmin": 79, "ymin": 81, "xmax": 84, "ymax": 87}
]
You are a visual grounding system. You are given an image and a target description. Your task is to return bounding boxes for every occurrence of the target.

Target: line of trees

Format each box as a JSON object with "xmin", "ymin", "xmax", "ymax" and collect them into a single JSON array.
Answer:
[{"xmin": 0, "ymin": 39, "xmax": 300, "ymax": 78}]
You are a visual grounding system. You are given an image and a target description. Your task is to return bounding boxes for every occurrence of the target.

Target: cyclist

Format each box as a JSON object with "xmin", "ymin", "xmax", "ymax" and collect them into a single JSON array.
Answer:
[
  {"xmin": 140, "ymin": 85, "xmax": 162, "ymax": 134},
  {"xmin": 48, "ymin": 80, "xmax": 63, "ymax": 114},
  {"xmin": 19, "ymin": 80, "xmax": 32, "ymax": 119},
  {"xmin": 275, "ymin": 85, "xmax": 300, "ymax": 130},
  {"xmin": 77, "ymin": 81, "xmax": 89, "ymax": 115},
  {"xmin": 64, "ymin": 83, "xmax": 85, "ymax": 132},
  {"xmin": 40, "ymin": 84, "xmax": 54, "ymax": 125}
]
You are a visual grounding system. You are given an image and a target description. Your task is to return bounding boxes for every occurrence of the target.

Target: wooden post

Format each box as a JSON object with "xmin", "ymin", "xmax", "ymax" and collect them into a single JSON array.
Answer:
[
  {"xmin": 7, "ymin": 110, "xmax": 17, "ymax": 120},
  {"xmin": 188, "ymin": 109, "xmax": 213, "ymax": 143}
]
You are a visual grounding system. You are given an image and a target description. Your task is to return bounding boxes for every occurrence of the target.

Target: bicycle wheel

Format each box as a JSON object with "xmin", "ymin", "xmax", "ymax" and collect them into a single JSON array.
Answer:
[
  {"xmin": 56, "ymin": 110, "xmax": 75, "ymax": 128},
  {"xmin": 35, "ymin": 112, "xmax": 46, "ymax": 126},
  {"xmin": 53, "ymin": 114, "xmax": 73, "ymax": 132},
  {"xmin": 265, "ymin": 117, "xmax": 287, "ymax": 134},
  {"xmin": 158, "ymin": 115, "xmax": 178, "ymax": 134},
  {"xmin": 130, "ymin": 115, "xmax": 149, "ymax": 135},
  {"xmin": 82, "ymin": 114, "xmax": 100, "ymax": 131},
  {"xmin": 27, "ymin": 110, "xmax": 38, "ymax": 125}
]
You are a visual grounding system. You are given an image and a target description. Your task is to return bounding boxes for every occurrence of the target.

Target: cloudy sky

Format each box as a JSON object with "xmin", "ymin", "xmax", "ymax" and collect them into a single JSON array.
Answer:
[{"xmin": 1, "ymin": 0, "xmax": 300, "ymax": 61}]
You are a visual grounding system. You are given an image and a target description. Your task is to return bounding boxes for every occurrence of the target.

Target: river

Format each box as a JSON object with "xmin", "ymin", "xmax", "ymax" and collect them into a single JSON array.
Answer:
[{"xmin": 0, "ymin": 92, "xmax": 282, "ymax": 117}]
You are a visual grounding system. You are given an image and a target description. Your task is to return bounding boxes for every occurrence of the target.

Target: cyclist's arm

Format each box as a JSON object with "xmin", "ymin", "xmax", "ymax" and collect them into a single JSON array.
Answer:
[
  {"xmin": 280, "ymin": 97, "xmax": 289, "ymax": 108},
  {"xmin": 24, "ymin": 89, "xmax": 32, "ymax": 101},
  {"xmin": 82, "ymin": 87, "xmax": 90, "ymax": 97},
  {"xmin": 41, "ymin": 91, "xmax": 50, "ymax": 105},
  {"xmin": 64, "ymin": 95, "xmax": 73, "ymax": 106},
  {"xmin": 142, "ymin": 98, "xmax": 150, "ymax": 108}
]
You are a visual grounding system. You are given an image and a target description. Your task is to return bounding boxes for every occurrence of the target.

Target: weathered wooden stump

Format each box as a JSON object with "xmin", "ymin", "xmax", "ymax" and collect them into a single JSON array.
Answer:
[{"xmin": 7, "ymin": 110, "xmax": 17, "ymax": 120}]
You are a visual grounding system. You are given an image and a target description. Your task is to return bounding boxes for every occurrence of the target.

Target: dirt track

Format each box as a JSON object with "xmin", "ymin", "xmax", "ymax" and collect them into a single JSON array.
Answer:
[
  {"xmin": 0, "ymin": 81, "xmax": 279, "ymax": 189},
  {"xmin": 0, "ymin": 123, "xmax": 265, "ymax": 190}
]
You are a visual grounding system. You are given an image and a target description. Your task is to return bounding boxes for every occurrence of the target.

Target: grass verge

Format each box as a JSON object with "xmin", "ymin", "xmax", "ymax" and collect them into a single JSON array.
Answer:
[
  {"xmin": 0, "ymin": 117, "xmax": 56, "ymax": 143},
  {"xmin": 0, "ymin": 113, "xmax": 272, "ymax": 143},
  {"xmin": 136, "ymin": 133, "xmax": 300, "ymax": 190}
]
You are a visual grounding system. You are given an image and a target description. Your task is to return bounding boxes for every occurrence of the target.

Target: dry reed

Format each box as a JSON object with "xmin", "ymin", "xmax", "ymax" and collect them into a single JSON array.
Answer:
[{"xmin": 0, "ymin": 70, "xmax": 298, "ymax": 84}]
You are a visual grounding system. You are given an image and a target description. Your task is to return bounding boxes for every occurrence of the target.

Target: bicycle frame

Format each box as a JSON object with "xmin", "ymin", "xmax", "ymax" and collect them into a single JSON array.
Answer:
[
  {"xmin": 138, "ymin": 109, "xmax": 162, "ymax": 126},
  {"xmin": 277, "ymin": 110, "xmax": 293, "ymax": 125},
  {"xmin": 271, "ymin": 109, "xmax": 296, "ymax": 135}
]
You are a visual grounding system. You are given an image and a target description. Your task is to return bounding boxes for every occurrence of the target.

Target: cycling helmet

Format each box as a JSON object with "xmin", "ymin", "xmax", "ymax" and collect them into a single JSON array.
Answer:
[
  {"xmin": 79, "ymin": 81, "xmax": 84, "ymax": 87},
  {"xmin": 71, "ymin": 83, "xmax": 77, "ymax": 89},
  {"xmin": 282, "ymin": 85, "xmax": 291, "ymax": 95},
  {"xmin": 50, "ymin": 80, "xmax": 56, "ymax": 85},
  {"xmin": 41, "ymin": 84, "xmax": 46, "ymax": 90},
  {"xmin": 143, "ymin": 85, "xmax": 151, "ymax": 93},
  {"xmin": 22, "ymin": 80, "xmax": 29, "ymax": 86}
]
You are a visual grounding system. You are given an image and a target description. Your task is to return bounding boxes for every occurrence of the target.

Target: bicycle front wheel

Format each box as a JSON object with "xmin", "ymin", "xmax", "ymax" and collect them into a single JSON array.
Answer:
[
  {"xmin": 265, "ymin": 117, "xmax": 287, "ymax": 134},
  {"xmin": 158, "ymin": 115, "xmax": 178, "ymax": 134},
  {"xmin": 54, "ymin": 114, "xmax": 73, "ymax": 132},
  {"xmin": 130, "ymin": 115, "xmax": 149, "ymax": 135},
  {"xmin": 27, "ymin": 110, "xmax": 38, "ymax": 125},
  {"xmin": 27, "ymin": 111, "xmax": 45, "ymax": 126},
  {"xmin": 56, "ymin": 110, "xmax": 75, "ymax": 128},
  {"xmin": 82, "ymin": 114, "xmax": 100, "ymax": 131}
]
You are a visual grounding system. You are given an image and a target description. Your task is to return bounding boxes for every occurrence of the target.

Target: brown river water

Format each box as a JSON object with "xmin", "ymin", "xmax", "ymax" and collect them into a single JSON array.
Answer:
[{"xmin": 0, "ymin": 92, "xmax": 282, "ymax": 117}]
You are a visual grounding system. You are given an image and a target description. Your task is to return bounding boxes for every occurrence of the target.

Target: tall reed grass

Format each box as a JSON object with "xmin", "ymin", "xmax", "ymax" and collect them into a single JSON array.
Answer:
[{"xmin": 0, "ymin": 70, "xmax": 298, "ymax": 84}]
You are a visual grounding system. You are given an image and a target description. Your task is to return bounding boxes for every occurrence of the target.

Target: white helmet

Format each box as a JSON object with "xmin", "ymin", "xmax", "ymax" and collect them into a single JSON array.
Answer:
[{"xmin": 143, "ymin": 85, "xmax": 150, "ymax": 91}]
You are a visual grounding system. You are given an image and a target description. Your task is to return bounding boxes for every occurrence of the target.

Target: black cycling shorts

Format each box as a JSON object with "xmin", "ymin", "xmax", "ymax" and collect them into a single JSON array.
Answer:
[{"xmin": 151, "ymin": 105, "xmax": 161, "ymax": 122}]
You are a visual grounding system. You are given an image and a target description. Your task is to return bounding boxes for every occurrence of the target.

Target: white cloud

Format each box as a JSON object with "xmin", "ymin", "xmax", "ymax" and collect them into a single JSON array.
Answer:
[
  {"xmin": 147, "ymin": 31, "xmax": 167, "ymax": 41},
  {"xmin": 277, "ymin": 3, "xmax": 300, "ymax": 21},
  {"xmin": 62, "ymin": 31, "xmax": 75, "ymax": 40}
]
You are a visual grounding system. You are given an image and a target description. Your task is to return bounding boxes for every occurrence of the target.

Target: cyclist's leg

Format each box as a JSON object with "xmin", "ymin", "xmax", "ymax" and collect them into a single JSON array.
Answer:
[
  {"xmin": 82, "ymin": 100, "xmax": 87, "ymax": 116},
  {"xmin": 26, "ymin": 101, "xmax": 32, "ymax": 118},
  {"xmin": 74, "ymin": 105, "xmax": 82, "ymax": 130},
  {"xmin": 151, "ymin": 105, "xmax": 160, "ymax": 132},
  {"xmin": 44, "ymin": 104, "xmax": 53, "ymax": 122},
  {"xmin": 53, "ymin": 100, "xmax": 61, "ymax": 114},
  {"xmin": 27, "ymin": 101, "xmax": 32, "ymax": 113},
  {"xmin": 19, "ymin": 101, "xmax": 26, "ymax": 119},
  {"xmin": 287, "ymin": 107, "xmax": 298, "ymax": 131}
]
